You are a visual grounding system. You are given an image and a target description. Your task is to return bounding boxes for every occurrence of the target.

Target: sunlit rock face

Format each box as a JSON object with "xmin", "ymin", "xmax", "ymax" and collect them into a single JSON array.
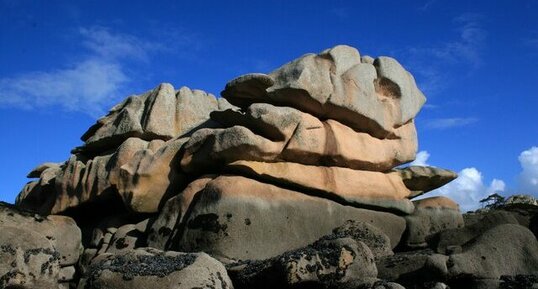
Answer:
[{"xmin": 11, "ymin": 45, "xmax": 537, "ymax": 289}]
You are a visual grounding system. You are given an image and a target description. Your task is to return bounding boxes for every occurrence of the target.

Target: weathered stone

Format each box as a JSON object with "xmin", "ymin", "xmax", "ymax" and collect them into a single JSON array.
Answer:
[
  {"xmin": 222, "ymin": 45, "xmax": 426, "ymax": 139},
  {"xmin": 447, "ymin": 224, "xmax": 538, "ymax": 279},
  {"xmin": 371, "ymin": 281, "xmax": 407, "ymax": 289},
  {"xmin": 229, "ymin": 238, "xmax": 377, "ymax": 289},
  {"xmin": 376, "ymin": 251, "xmax": 449, "ymax": 286},
  {"xmin": 430, "ymin": 210, "xmax": 520, "ymax": 254},
  {"xmin": 27, "ymin": 162, "xmax": 61, "ymax": 178},
  {"xmin": 80, "ymin": 247, "xmax": 233, "ymax": 289},
  {"xmin": 79, "ymin": 248, "xmax": 98, "ymax": 276},
  {"xmin": 224, "ymin": 160, "xmax": 415, "ymax": 214},
  {"xmin": 18, "ymin": 137, "xmax": 150, "ymax": 214},
  {"xmin": 16, "ymin": 162, "xmax": 62, "ymax": 215},
  {"xmin": 395, "ymin": 166, "xmax": 458, "ymax": 198},
  {"xmin": 58, "ymin": 265, "xmax": 76, "ymax": 282},
  {"xmin": 80, "ymin": 84, "xmax": 219, "ymax": 153},
  {"xmin": 402, "ymin": 197, "xmax": 463, "ymax": 249},
  {"xmin": 0, "ymin": 226, "xmax": 60, "ymax": 288},
  {"xmin": 183, "ymin": 102, "xmax": 418, "ymax": 173},
  {"xmin": 0, "ymin": 202, "xmax": 82, "ymax": 266},
  {"xmin": 318, "ymin": 220, "xmax": 393, "ymax": 258},
  {"xmin": 106, "ymin": 224, "xmax": 146, "ymax": 254},
  {"xmin": 117, "ymin": 137, "xmax": 189, "ymax": 213},
  {"xmin": 90, "ymin": 228, "xmax": 104, "ymax": 248},
  {"xmin": 18, "ymin": 137, "xmax": 189, "ymax": 214},
  {"xmin": 177, "ymin": 175, "xmax": 406, "ymax": 261},
  {"xmin": 221, "ymin": 73, "xmax": 275, "ymax": 104},
  {"xmin": 147, "ymin": 175, "xmax": 216, "ymax": 250},
  {"xmin": 504, "ymin": 194, "xmax": 538, "ymax": 207}
]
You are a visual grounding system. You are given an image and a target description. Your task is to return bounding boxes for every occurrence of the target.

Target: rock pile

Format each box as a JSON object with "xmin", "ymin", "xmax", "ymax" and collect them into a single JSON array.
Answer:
[{"xmin": 3, "ymin": 45, "xmax": 537, "ymax": 289}]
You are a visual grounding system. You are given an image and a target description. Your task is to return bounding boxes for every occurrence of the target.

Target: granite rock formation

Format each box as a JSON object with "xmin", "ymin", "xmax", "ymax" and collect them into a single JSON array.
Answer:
[{"xmin": 3, "ymin": 45, "xmax": 537, "ymax": 289}]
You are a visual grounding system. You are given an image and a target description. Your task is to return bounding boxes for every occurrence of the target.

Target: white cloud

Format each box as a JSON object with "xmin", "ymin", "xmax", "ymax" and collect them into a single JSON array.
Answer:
[
  {"xmin": 518, "ymin": 146, "xmax": 538, "ymax": 194},
  {"xmin": 426, "ymin": 168, "xmax": 506, "ymax": 212},
  {"xmin": 425, "ymin": 117, "xmax": 478, "ymax": 129},
  {"xmin": 79, "ymin": 27, "xmax": 162, "ymax": 62},
  {"xmin": 0, "ymin": 26, "xmax": 162, "ymax": 116},
  {"xmin": 487, "ymin": 179, "xmax": 506, "ymax": 195},
  {"xmin": 409, "ymin": 150, "xmax": 430, "ymax": 166}
]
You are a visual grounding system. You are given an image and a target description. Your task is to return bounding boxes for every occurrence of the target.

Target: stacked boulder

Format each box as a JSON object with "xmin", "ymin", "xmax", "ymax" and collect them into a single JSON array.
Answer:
[{"xmin": 5, "ymin": 45, "xmax": 538, "ymax": 289}]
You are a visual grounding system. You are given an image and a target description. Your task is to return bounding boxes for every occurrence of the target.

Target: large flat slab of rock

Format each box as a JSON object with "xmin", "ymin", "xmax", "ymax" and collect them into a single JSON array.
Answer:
[
  {"xmin": 215, "ymin": 103, "xmax": 418, "ymax": 170},
  {"xmin": 224, "ymin": 160, "xmax": 415, "ymax": 214},
  {"xmin": 222, "ymin": 45, "xmax": 426, "ymax": 139},
  {"xmin": 395, "ymin": 166, "xmax": 458, "ymax": 198},
  {"xmin": 182, "ymin": 102, "xmax": 418, "ymax": 173},
  {"xmin": 176, "ymin": 175, "xmax": 406, "ymax": 261}
]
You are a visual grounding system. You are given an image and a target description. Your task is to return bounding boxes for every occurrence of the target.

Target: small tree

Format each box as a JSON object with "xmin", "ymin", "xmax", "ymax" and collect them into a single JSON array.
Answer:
[{"xmin": 479, "ymin": 193, "xmax": 505, "ymax": 209}]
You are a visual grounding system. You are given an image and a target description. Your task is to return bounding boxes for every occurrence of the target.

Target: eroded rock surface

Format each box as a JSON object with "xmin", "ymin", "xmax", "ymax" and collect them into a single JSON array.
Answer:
[
  {"xmin": 9, "ymin": 45, "xmax": 531, "ymax": 289},
  {"xmin": 80, "ymin": 247, "xmax": 233, "ymax": 289},
  {"xmin": 0, "ymin": 202, "xmax": 82, "ymax": 288}
]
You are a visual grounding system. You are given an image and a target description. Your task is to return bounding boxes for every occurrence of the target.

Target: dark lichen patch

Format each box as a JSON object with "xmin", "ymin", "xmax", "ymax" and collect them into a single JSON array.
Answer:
[
  {"xmin": 500, "ymin": 274, "xmax": 538, "ymax": 289},
  {"xmin": 187, "ymin": 213, "xmax": 227, "ymax": 234},
  {"xmin": 1, "ymin": 245, "xmax": 16, "ymax": 255},
  {"xmin": 0, "ymin": 270, "xmax": 24, "ymax": 288},
  {"xmin": 244, "ymin": 218, "xmax": 251, "ymax": 226},
  {"xmin": 23, "ymin": 248, "xmax": 58, "ymax": 264},
  {"xmin": 115, "ymin": 238, "xmax": 129, "ymax": 250},
  {"xmin": 85, "ymin": 252, "xmax": 197, "ymax": 287},
  {"xmin": 158, "ymin": 227, "xmax": 172, "ymax": 237},
  {"xmin": 318, "ymin": 220, "xmax": 387, "ymax": 255}
]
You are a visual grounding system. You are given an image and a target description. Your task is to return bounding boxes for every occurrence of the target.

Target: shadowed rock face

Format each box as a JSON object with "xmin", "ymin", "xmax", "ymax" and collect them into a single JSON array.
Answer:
[{"xmin": 15, "ymin": 45, "xmax": 534, "ymax": 289}]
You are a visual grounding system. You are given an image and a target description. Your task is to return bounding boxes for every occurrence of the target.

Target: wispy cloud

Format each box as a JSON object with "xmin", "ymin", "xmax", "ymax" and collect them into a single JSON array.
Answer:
[
  {"xmin": 402, "ymin": 13, "xmax": 486, "ymax": 97},
  {"xmin": 0, "ymin": 59, "xmax": 127, "ymax": 116},
  {"xmin": 79, "ymin": 27, "xmax": 163, "ymax": 62},
  {"xmin": 414, "ymin": 13, "xmax": 485, "ymax": 68},
  {"xmin": 425, "ymin": 117, "xmax": 478, "ymax": 129},
  {"xmin": 418, "ymin": 0, "xmax": 438, "ymax": 11},
  {"xmin": 0, "ymin": 26, "xmax": 190, "ymax": 116}
]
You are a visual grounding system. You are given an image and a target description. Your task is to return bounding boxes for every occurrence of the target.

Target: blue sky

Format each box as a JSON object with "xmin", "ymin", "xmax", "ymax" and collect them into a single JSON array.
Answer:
[{"xmin": 1, "ymin": 0, "xmax": 537, "ymax": 210}]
